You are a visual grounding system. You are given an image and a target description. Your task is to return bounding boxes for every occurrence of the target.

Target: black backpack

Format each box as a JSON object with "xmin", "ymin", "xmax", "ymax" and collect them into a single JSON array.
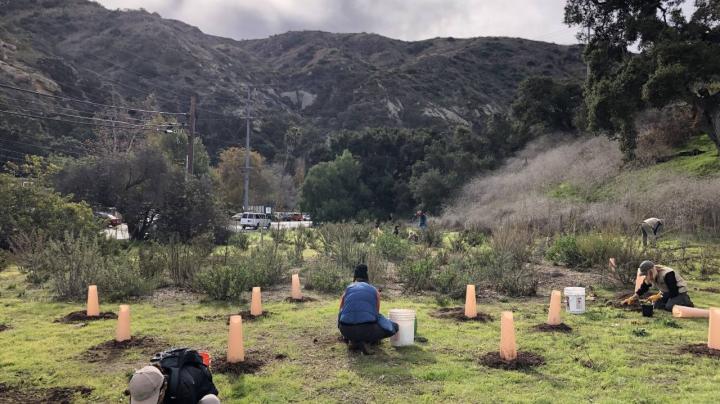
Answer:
[{"xmin": 151, "ymin": 348, "xmax": 218, "ymax": 404}]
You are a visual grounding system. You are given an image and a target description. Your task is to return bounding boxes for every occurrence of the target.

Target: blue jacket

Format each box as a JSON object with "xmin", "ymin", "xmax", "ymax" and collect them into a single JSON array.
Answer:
[
  {"xmin": 339, "ymin": 282, "xmax": 397, "ymax": 334},
  {"xmin": 340, "ymin": 282, "xmax": 378, "ymax": 325}
]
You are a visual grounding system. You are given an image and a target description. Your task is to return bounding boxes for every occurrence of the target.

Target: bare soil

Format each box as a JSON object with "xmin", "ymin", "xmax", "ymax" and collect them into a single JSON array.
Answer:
[
  {"xmin": 430, "ymin": 307, "xmax": 493, "ymax": 322},
  {"xmin": 284, "ymin": 296, "xmax": 318, "ymax": 303},
  {"xmin": 195, "ymin": 311, "xmax": 274, "ymax": 323},
  {"xmin": 479, "ymin": 351, "xmax": 545, "ymax": 370},
  {"xmin": 0, "ymin": 383, "xmax": 92, "ymax": 404},
  {"xmin": 55, "ymin": 311, "xmax": 117, "ymax": 323},
  {"xmin": 699, "ymin": 287, "xmax": 720, "ymax": 293},
  {"xmin": 534, "ymin": 263, "xmax": 610, "ymax": 294},
  {"xmin": 679, "ymin": 344, "xmax": 720, "ymax": 358},
  {"xmin": 80, "ymin": 336, "xmax": 168, "ymax": 363},
  {"xmin": 0, "ymin": 324, "xmax": 9, "ymax": 332},
  {"xmin": 212, "ymin": 350, "xmax": 287, "ymax": 375},
  {"xmin": 533, "ymin": 323, "xmax": 573, "ymax": 333},
  {"xmin": 312, "ymin": 335, "xmax": 346, "ymax": 347}
]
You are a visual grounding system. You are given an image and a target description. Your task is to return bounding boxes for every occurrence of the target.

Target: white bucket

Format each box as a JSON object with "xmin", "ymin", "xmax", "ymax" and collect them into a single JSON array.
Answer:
[
  {"xmin": 389, "ymin": 309, "xmax": 416, "ymax": 347},
  {"xmin": 563, "ymin": 287, "xmax": 586, "ymax": 314}
]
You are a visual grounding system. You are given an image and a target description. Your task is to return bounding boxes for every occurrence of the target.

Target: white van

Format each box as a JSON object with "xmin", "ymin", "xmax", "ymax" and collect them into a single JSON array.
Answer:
[{"xmin": 233, "ymin": 212, "xmax": 272, "ymax": 230}]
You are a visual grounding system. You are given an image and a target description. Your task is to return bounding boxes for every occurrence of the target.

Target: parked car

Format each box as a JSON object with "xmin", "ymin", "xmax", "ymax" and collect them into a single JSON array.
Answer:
[
  {"xmin": 94, "ymin": 211, "xmax": 122, "ymax": 227},
  {"xmin": 302, "ymin": 213, "xmax": 311, "ymax": 221},
  {"xmin": 232, "ymin": 212, "xmax": 272, "ymax": 230}
]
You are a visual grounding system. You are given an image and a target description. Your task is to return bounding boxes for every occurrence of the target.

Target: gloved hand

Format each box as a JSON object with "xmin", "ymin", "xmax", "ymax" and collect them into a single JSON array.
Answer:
[
  {"xmin": 621, "ymin": 294, "xmax": 639, "ymax": 305},
  {"xmin": 647, "ymin": 293, "xmax": 663, "ymax": 303}
]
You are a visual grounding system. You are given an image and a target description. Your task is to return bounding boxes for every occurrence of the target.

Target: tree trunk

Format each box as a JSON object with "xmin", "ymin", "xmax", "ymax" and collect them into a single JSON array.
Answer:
[{"xmin": 708, "ymin": 105, "xmax": 720, "ymax": 157}]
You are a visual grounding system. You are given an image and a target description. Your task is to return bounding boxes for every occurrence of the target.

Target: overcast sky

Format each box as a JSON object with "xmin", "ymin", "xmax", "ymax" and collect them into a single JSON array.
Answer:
[
  {"xmin": 94, "ymin": 1, "xmax": 697, "ymax": 44},
  {"xmin": 94, "ymin": 0, "xmax": 588, "ymax": 44}
]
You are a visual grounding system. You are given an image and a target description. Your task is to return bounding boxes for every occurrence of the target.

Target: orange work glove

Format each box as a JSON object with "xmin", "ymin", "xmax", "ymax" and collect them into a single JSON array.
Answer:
[
  {"xmin": 621, "ymin": 294, "xmax": 639, "ymax": 305},
  {"xmin": 647, "ymin": 293, "xmax": 663, "ymax": 303}
]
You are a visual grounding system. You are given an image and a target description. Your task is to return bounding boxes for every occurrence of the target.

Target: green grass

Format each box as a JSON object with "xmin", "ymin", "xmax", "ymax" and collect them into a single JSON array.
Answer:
[
  {"xmin": 661, "ymin": 134, "xmax": 720, "ymax": 177},
  {"xmin": 2, "ymin": 266, "xmax": 720, "ymax": 403}
]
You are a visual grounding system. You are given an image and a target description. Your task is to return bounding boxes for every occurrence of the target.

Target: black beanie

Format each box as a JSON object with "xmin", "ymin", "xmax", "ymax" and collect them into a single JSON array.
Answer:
[{"xmin": 354, "ymin": 264, "xmax": 369, "ymax": 281}]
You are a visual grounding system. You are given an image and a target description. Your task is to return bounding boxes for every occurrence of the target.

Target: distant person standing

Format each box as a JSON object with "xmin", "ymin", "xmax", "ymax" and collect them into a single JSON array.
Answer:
[
  {"xmin": 641, "ymin": 218, "xmax": 664, "ymax": 247},
  {"xmin": 417, "ymin": 211, "xmax": 427, "ymax": 231}
]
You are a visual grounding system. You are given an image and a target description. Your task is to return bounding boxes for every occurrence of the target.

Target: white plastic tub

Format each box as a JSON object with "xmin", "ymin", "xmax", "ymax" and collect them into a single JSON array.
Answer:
[
  {"xmin": 389, "ymin": 309, "xmax": 416, "ymax": 347},
  {"xmin": 563, "ymin": 287, "xmax": 586, "ymax": 314}
]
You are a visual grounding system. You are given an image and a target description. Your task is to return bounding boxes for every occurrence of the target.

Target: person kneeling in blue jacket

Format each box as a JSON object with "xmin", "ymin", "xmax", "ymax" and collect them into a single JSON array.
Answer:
[{"xmin": 338, "ymin": 264, "xmax": 398, "ymax": 353}]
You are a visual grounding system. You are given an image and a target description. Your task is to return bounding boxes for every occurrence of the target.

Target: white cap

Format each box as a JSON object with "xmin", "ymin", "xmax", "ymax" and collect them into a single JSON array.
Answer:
[
  {"xmin": 129, "ymin": 366, "xmax": 164, "ymax": 404},
  {"xmin": 199, "ymin": 394, "xmax": 221, "ymax": 404}
]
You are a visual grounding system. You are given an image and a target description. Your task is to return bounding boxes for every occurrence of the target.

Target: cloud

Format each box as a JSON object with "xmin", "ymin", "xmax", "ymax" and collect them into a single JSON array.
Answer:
[{"xmin": 93, "ymin": 0, "xmax": 698, "ymax": 44}]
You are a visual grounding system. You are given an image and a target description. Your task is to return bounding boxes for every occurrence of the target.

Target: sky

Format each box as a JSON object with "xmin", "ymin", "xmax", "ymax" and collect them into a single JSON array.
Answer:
[{"xmin": 94, "ymin": 0, "xmax": 586, "ymax": 44}]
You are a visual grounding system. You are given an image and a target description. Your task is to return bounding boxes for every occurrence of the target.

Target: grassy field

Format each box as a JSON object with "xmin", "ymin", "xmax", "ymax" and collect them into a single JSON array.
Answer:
[{"xmin": 2, "ymin": 263, "xmax": 720, "ymax": 403}]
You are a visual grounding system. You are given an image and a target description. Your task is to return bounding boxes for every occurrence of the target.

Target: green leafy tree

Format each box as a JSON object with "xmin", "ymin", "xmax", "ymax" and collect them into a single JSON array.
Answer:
[
  {"xmin": 511, "ymin": 76, "xmax": 583, "ymax": 134},
  {"xmin": 299, "ymin": 150, "xmax": 370, "ymax": 222},
  {"xmin": 409, "ymin": 168, "xmax": 456, "ymax": 214},
  {"xmin": 565, "ymin": 0, "xmax": 720, "ymax": 159},
  {"xmin": 0, "ymin": 172, "xmax": 96, "ymax": 248}
]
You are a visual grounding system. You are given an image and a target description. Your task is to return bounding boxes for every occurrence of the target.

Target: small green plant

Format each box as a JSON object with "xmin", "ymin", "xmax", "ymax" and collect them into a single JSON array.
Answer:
[
  {"xmin": 229, "ymin": 232, "xmax": 250, "ymax": 251},
  {"xmin": 459, "ymin": 228, "xmax": 487, "ymax": 247},
  {"xmin": 246, "ymin": 243, "xmax": 289, "ymax": 287},
  {"xmin": 657, "ymin": 318, "xmax": 681, "ymax": 329},
  {"xmin": 632, "ymin": 328, "xmax": 649, "ymax": 337},
  {"xmin": 421, "ymin": 225, "xmax": 443, "ymax": 248}
]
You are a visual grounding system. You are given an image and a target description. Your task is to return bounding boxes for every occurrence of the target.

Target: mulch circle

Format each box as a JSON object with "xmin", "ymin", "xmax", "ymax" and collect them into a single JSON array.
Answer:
[
  {"xmin": 533, "ymin": 323, "xmax": 573, "ymax": 333},
  {"xmin": 679, "ymin": 344, "xmax": 720, "ymax": 358},
  {"xmin": 212, "ymin": 350, "xmax": 287, "ymax": 375},
  {"xmin": 430, "ymin": 307, "xmax": 493, "ymax": 322},
  {"xmin": 284, "ymin": 296, "xmax": 318, "ymax": 303},
  {"xmin": 0, "ymin": 324, "xmax": 9, "ymax": 332},
  {"xmin": 55, "ymin": 311, "xmax": 117, "ymax": 323},
  {"xmin": 312, "ymin": 335, "xmax": 346, "ymax": 346},
  {"xmin": 0, "ymin": 382, "xmax": 92, "ymax": 404},
  {"xmin": 195, "ymin": 311, "xmax": 274, "ymax": 323},
  {"xmin": 479, "ymin": 351, "xmax": 545, "ymax": 370},
  {"xmin": 80, "ymin": 336, "xmax": 167, "ymax": 363}
]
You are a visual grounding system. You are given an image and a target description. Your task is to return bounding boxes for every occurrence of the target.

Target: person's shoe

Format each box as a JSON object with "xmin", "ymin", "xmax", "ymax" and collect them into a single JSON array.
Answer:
[
  {"xmin": 359, "ymin": 341, "xmax": 373, "ymax": 355},
  {"xmin": 348, "ymin": 340, "xmax": 361, "ymax": 351}
]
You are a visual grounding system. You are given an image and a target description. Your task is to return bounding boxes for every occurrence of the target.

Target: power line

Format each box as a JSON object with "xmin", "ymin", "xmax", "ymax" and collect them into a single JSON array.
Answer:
[
  {"xmin": 0, "ymin": 138, "xmax": 85, "ymax": 157},
  {"xmin": 3, "ymin": 95, "xmax": 153, "ymax": 124},
  {"xmin": 0, "ymin": 82, "xmax": 187, "ymax": 116},
  {"xmin": 0, "ymin": 109, "xmax": 182, "ymax": 130},
  {"xmin": 0, "ymin": 101, "xmax": 178, "ymax": 128}
]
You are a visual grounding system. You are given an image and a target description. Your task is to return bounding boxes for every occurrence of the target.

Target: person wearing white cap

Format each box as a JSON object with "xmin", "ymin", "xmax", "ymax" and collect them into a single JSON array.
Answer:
[
  {"xmin": 621, "ymin": 260, "xmax": 693, "ymax": 311},
  {"xmin": 128, "ymin": 365, "xmax": 220, "ymax": 404}
]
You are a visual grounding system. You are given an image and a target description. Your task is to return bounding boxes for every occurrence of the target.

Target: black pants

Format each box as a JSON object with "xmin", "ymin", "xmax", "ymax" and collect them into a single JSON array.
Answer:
[
  {"xmin": 654, "ymin": 292, "xmax": 693, "ymax": 311},
  {"xmin": 339, "ymin": 322, "xmax": 398, "ymax": 343}
]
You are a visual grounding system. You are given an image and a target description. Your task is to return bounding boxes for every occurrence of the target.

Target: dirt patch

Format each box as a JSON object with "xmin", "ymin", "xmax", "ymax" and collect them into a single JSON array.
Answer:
[
  {"xmin": 699, "ymin": 287, "xmax": 720, "ymax": 293},
  {"xmin": 533, "ymin": 323, "xmax": 573, "ymax": 333},
  {"xmin": 535, "ymin": 263, "xmax": 609, "ymax": 294},
  {"xmin": 80, "ymin": 336, "xmax": 167, "ymax": 363},
  {"xmin": 0, "ymin": 383, "xmax": 92, "ymax": 403},
  {"xmin": 0, "ymin": 324, "xmax": 9, "ymax": 332},
  {"xmin": 313, "ymin": 335, "xmax": 346, "ymax": 347},
  {"xmin": 430, "ymin": 307, "xmax": 493, "ymax": 322},
  {"xmin": 195, "ymin": 311, "xmax": 274, "ymax": 323},
  {"xmin": 479, "ymin": 351, "xmax": 545, "ymax": 370},
  {"xmin": 284, "ymin": 296, "xmax": 318, "ymax": 303},
  {"xmin": 679, "ymin": 344, "xmax": 720, "ymax": 358},
  {"xmin": 55, "ymin": 311, "xmax": 117, "ymax": 323},
  {"xmin": 212, "ymin": 349, "xmax": 286, "ymax": 375}
]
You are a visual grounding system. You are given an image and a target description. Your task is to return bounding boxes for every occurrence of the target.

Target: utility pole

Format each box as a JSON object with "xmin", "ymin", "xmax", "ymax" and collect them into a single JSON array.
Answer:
[
  {"xmin": 186, "ymin": 95, "xmax": 197, "ymax": 177},
  {"xmin": 243, "ymin": 86, "xmax": 251, "ymax": 210}
]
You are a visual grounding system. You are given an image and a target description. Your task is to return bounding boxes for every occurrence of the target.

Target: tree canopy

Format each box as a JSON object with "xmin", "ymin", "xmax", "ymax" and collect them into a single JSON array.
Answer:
[{"xmin": 565, "ymin": 0, "xmax": 720, "ymax": 159}]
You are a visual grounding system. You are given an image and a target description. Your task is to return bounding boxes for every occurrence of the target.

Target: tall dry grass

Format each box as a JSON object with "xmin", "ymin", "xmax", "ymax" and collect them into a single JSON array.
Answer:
[{"xmin": 442, "ymin": 135, "xmax": 720, "ymax": 237}]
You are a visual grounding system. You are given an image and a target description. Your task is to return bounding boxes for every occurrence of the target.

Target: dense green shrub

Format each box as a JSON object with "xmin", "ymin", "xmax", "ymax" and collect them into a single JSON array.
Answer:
[
  {"xmin": 304, "ymin": 258, "xmax": 349, "ymax": 293},
  {"xmin": 290, "ymin": 226, "xmax": 314, "ymax": 266},
  {"xmin": 486, "ymin": 227, "xmax": 538, "ymax": 296},
  {"xmin": 398, "ymin": 250, "xmax": 437, "ymax": 292},
  {"xmin": 246, "ymin": 243, "xmax": 289, "ymax": 287},
  {"xmin": 317, "ymin": 223, "xmax": 368, "ymax": 271},
  {"xmin": 545, "ymin": 235, "xmax": 583, "ymax": 268},
  {"xmin": 14, "ymin": 232, "xmax": 157, "ymax": 300},
  {"xmin": 229, "ymin": 232, "xmax": 250, "ymax": 251},
  {"xmin": 374, "ymin": 232, "xmax": 411, "ymax": 262},
  {"xmin": 421, "ymin": 225, "xmax": 443, "ymax": 248},
  {"xmin": 196, "ymin": 264, "xmax": 249, "ymax": 301},
  {"xmin": 366, "ymin": 248, "xmax": 390, "ymax": 289},
  {"xmin": 434, "ymin": 251, "xmax": 488, "ymax": 298},
  {"xmin": 459, "ymin": 228, "xmax": 488, "ymax": 247}
]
